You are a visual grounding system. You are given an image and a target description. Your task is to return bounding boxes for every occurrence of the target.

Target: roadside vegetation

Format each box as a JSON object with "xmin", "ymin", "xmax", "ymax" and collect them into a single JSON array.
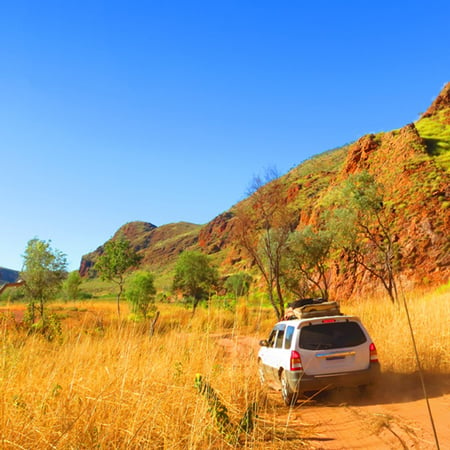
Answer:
[
  {"xmin": 416, "ymin": 110, "xmax": 450, "ymax": 170},
  {"xmin": 0, "ymin": 284, "xmax": 448, "ymax": 448},
  {"xmin": 0, "ymin": 85, "xmax": 448, "ymax": 446}
]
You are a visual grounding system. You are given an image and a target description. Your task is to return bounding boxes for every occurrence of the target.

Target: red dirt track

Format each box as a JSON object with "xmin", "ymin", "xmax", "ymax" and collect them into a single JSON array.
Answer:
[{"xmin": 220, "ymin": 335, "xmax": 450, "ymax": 449}]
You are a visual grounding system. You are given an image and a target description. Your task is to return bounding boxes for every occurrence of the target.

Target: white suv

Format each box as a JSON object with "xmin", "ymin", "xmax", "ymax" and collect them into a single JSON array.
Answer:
[{"xmin": 258, "ymin": 300, "xmax": 380, "ymax": 405}]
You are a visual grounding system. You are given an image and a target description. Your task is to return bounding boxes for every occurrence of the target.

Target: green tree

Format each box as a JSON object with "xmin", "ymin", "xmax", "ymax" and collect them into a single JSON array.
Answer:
[
  {"xmin": 94, "ymin": 236, "xmax": 142, "ymax": 318},
  {"xmin": 125, "ymin": 271, "xmax": 156, "ymax": 319},
  {"xmin": 62, "ymin": 271, "xmax": 82, "ymax": 300},
  {"xmin": 285, "ymin": 226, "xmax": 333, "ymax": 300},
  {"xmin": 20, "ymin": 238, "xmax": 68, "ymax": 323},
  {"xmin": 172, "ymin": 251, "xmax": 218, "ymax": 312},
  {"xmin": 224, "ymin": 272, "xmax": 252, "ymax": 299},
  {"xmin": 323, "ymin": 171, "xmax": 399, "ymax": 302}
]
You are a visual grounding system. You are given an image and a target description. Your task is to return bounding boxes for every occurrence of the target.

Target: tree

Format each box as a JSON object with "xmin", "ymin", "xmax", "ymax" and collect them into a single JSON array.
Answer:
[
  {"xmin": 94, "ymin": 236, "xmax": 142, "ymax": 318},
  {"xmin": 233, "ymin": 172, "xmax": 296, "ymax": 320},
  {"xmin": 20, "ymin": 238, "xmax": 68, "ymax": 323},
  {"xmin": 62, "ymin": 271, "xmax": 82, "ymax": 300},
  {"xmin": 323, "ymin": 171, "xmax": 399, "ymax": 302},
  {"xmin": 125, "ymin": 271, "xmax": 157, "ymax": 319},
  {"xmin": 224, "ymin": 272, "xmax": 252, "ymax": 299},
  {"xmin": 172, "ymin": 251, "xmax": 218, "ymax": 312},
  {"xmin": 285, "ymin": 226, "xmax": 333, "ymax": 300}
]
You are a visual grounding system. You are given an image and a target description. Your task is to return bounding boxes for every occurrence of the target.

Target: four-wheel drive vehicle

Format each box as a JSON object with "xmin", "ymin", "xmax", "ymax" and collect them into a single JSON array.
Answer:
[{"xmin": 258, "ymin": 301, "xmax": 380, "ymax": 405}]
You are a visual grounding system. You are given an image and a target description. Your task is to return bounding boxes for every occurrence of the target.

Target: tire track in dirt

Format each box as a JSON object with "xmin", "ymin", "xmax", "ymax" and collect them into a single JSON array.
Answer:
[
  {"xmin": 217, "ymin": 335, "xmax": 450, "ymax": 449},
  {"xmin": 262, "ymin": 381, "xmax": 450, "ymax": 449}
]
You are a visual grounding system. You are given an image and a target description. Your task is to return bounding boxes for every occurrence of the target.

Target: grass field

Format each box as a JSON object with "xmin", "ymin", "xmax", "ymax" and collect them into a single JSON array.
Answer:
[{"xmin": 0, "ymin": 286, "xmax": 448, "ymax": 448}]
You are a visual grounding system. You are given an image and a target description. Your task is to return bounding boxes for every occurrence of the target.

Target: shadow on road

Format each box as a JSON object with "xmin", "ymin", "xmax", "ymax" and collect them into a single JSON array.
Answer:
[{"xmin": 301, "ymin": 371, "xmax": 450, "ymax": 407}]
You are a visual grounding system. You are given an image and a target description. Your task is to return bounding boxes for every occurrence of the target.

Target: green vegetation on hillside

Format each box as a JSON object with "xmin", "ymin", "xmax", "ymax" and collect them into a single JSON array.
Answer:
[
  {"xmin": 294, "ymin": 145, "xmax": 349, "ymax": 178},
  {"xmin": 282, "ymin": 145, "xmax": 349, "ymax": 212},
  {"xmin": 416, "ymin": 111, "xmax": 450, "ymax": 170},
  {"xmin": 75, "ymin": 86, "xmax": 450, "ymax": 305}
]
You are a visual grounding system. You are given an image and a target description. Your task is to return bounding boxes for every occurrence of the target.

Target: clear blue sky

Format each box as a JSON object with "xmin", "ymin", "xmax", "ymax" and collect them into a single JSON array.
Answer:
[{"xmin": 1, "ymin": 1, "xmax": 449, "ymax": 271}]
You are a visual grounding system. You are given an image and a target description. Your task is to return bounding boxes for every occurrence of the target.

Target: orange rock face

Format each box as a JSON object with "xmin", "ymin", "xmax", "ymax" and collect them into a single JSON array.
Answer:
[{"xmin": 79, "ymin": 84, "xmax": 450, "ymax": 296}]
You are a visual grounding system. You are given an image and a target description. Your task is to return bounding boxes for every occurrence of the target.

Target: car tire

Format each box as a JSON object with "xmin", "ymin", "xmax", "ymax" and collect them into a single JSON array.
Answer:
[{"xmin": 280, "ymin": 371, "xmax": 298, "ymax": 406}]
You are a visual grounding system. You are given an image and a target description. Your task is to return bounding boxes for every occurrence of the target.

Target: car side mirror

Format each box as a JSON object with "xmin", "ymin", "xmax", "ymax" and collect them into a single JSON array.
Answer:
[{"xmin": 259, "ymin": 339, "xmax": 269, "ymax": 347}]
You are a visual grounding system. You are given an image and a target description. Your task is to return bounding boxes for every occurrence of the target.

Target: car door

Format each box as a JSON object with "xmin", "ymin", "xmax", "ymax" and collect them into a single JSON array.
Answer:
[
  {"xmin": 271, "ymin": 324, "xmax": 287, "ymax": 382},
  {"xmin": 259, "ymin": 327, "xmax": 278, "ymax": 383}
]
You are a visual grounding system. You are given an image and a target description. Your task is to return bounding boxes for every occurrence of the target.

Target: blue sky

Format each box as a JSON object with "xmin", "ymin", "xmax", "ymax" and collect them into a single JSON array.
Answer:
[{"xmin": 1, "ymin": 1, "xmax": 449, "ymax": 271}]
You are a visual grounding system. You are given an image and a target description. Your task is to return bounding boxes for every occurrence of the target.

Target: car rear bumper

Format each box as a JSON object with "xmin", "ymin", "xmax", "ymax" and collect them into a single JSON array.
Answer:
[{"xmin": 286, "ymin": 363, "xmax": 381, "ymax": 393}]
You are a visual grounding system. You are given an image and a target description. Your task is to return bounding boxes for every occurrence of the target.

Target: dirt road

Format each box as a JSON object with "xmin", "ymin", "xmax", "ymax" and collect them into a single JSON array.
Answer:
[
  {"xmin": 219, "ymin": 335, "xmax": 450, "ymax": 449},
  {"xmin": 279, "ymin": 377, "xmax": 450, "ymax": 449}
]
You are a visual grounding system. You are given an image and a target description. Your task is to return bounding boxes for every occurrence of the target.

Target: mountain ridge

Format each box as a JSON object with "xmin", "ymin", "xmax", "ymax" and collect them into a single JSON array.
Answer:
[
  {"xmin": 79, "ymin": 83, "xmax": 450, "ymax": 295},
  {"xmin": 79, "ymin": 221, "xmax": 201, "ymax": 277}
]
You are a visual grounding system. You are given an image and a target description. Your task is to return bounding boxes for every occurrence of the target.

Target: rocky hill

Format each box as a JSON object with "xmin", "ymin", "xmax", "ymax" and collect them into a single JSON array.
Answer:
[
  {"xmin": 79, "ymin": 83, "xmax": 450, "ymax": 295},
  {"xmin": 79, "ymin": 221, "xmax": 201, "ymax": 277}
]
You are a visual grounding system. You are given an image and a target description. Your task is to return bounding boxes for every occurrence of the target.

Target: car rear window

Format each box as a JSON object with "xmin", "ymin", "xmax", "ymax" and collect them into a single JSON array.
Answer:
[{"xmin": 299, "ymin": 322, "xmax": 367, "ymax": 350}]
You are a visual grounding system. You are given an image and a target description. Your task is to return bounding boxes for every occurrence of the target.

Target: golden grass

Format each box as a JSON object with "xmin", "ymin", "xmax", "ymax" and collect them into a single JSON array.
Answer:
[
  {"xmin": 344, "ymin": 287, "xmax": 450, "ymax": 374},
  {"xmin": 0, "ymin": 288, "xmax": 448, "ymax": 448},
  {"xmin": 0, "ymin": 303, "xmax": 309, "ymax": 449}
]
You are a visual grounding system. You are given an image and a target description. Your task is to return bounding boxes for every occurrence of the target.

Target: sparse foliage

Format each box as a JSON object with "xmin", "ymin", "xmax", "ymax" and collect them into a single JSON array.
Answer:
[
  {"xmin": 94, "ymin": 236, "xmax": 142, "ymax": 318},
  {"xmin": 125, "ymin": 270, "xmax": 157, "ymax": 319},
  {"xmin": 323, "ymin": 171, "xmax": 399, "ymax": 302},
  {"xmin": 20, "ymin": 238, "xmax": 67, "ymax": 324},
  {"xmin": 172, "ymin": 251, "xmax": 218, "ymax": 312},
  {"xmin": 234, "ymin": 172, "xmax": 297, "ymax": 319},
  {"xmin": 285, "ymin": 226, "xmax": 333, "ymax": 300},
  {"xmin": 224, "ymin": 273, "xmax": 252, "ymax": 299},
  {"xmin": 62, "ymin": 271, "xmax": 82, "ymax": 300}
]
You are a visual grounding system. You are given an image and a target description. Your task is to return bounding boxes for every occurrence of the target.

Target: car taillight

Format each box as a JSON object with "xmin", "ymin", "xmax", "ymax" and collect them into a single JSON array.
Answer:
[
  {"xmin": 290, "ymin": 350, "xmax": 303, "ymax": 371},
  {"xmin": 369, "ymin": 342, "xmax": 378, "ymax": 363}
]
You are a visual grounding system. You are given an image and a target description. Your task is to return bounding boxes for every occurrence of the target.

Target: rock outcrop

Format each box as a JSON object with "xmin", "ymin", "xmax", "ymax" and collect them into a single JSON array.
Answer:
[
  {"xmin": 79, "ymin": 83, "xmax": 450, "ymax": 295},
  {"xmin": 421, "ymin": 82, "xmax": 450, "ymax": 123},
  {"xmin": 79, "ymin": 221, "xmax": 200, "ymax": 277}
]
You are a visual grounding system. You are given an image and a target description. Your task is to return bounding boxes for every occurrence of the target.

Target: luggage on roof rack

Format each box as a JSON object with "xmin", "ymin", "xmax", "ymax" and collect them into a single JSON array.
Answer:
[
  {"xmin": 288, "ymin": 298, "xmax": 326, "ymax": 309},
  {"xmin": 284, "ymin": 298, "xmax": 342, "ymax": 320},
  {"xmin": 293, "ymin": 301, "xmax": 341, "ymax": 319}
]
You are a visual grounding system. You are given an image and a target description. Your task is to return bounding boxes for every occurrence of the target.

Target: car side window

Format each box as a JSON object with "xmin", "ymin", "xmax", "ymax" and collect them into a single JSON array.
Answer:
[
  {"xmin": 284, "ymin": 326, "xmax": 295, "ymax": 349},
  {"xmin": 267, "ymin": 328, "xmax": 277, "ymax": 347},
  {"xmin": 275, "ymin": 325, "xmax": 286, "ymax": 348}
]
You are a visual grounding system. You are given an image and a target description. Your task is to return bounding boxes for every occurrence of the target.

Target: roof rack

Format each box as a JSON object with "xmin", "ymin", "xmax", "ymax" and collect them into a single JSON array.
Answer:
[
  {"xmin": 284, "ymin": 298, "xmax": 342, "ymax": 320},
  {"xmin": 293, "ymin": 301, "xmax": 341, "ymax": 319}
]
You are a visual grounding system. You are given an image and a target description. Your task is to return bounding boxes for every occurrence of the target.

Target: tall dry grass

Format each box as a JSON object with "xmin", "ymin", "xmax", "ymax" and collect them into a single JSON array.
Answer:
[
  {"xmin": 344, "ymin": 287, "xmax": 450, "ymax": 373},
  {"xmin": 0, "ymin": 288, "xmax": 448, "ymax": 448},
  {"xmin": 0, "ymin": 303, "xmax": 307, "ymax": 449}
]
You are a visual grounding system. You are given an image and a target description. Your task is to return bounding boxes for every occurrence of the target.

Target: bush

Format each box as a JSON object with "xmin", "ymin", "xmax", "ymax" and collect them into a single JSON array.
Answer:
[{"xmin": 125, "ymin": 271, "xmax": 156, "ymax": 319}]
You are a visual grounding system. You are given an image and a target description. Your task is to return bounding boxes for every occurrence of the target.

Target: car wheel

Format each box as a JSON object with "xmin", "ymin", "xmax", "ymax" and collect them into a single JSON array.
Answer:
[
  {"xmin": 258, "ymin": 360, "xmax": 266, "ymax": 386},
  {"xmin": 280, "ymin": 371, "xmax": 298, "ymax": 406}
]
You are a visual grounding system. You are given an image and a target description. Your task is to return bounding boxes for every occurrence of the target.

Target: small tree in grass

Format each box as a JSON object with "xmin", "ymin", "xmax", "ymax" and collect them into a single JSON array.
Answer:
[
  {"xmin": 62, "ymin": 271, "xmax": 82, "ymax": 300},
  {"xmin": 125, "ymin": 271, "xmax": 156, "ymax": 319},
  {"xmin": 172, "ymin": 250, "xmax": 218, "ymax": 313},
  {"xmin": 94, "ymin": 236, "xmax": 142, "ymax": 318},
  {"xmin": 20, "ymin": 238, "xmax": 68, "ymax": 324},
  {"xmin": 224, "ymin": 273, "xmax": 252, "ymax": 299}
]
